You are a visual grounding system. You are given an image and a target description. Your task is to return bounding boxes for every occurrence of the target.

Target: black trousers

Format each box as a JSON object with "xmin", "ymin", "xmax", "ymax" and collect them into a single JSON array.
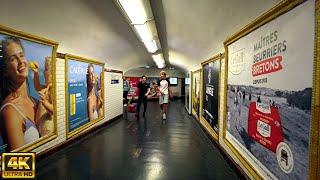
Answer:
[
  {"xmin": 123, "ymin": 91, "xmax": 129, "ymax": 104},
  {"xmin": 137, "ymin": 97, "xmax": 147, "ymax": 116}
]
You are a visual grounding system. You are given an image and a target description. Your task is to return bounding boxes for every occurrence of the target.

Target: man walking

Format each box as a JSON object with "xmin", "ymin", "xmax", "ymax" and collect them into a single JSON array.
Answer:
[
  {"xmin": 158, "ymin": 71, "xmax": 172, "ymax": 120},
  {"xmin": 136, "ymin": 75, "xmax": 150, "ymax": 119}
]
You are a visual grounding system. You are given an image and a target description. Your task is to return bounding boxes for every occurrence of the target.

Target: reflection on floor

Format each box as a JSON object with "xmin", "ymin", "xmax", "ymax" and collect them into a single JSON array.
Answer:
[{"xmin": 36, "ymin": 100, "xmax": 241, "ymax": 180}]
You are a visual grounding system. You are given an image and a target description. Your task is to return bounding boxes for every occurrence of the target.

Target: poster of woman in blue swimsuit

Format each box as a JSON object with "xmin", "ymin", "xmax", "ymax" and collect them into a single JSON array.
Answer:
[{"xmin": 66, "ymin": 54, "xmax": 104, "ymax": 138}]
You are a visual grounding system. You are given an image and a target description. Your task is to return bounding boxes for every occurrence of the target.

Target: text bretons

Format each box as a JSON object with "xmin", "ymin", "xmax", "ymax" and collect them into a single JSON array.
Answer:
[{"xmin": 252, "ymin": 56, "xmax": 283, "ymax": 77}]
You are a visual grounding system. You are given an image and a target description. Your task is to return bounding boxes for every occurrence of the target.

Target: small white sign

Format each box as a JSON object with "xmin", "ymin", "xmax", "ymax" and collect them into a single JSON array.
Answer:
[
  {"xmin": 256, "ymin": 102, "xmax": 271, "ymax": 114},
  {"xmin": 257, "ymin": 120, "xmax": 271, "ymax": 137},
  {"xmin": 276, "ymin": 142, "xmax": 294, "ymax": 173}
]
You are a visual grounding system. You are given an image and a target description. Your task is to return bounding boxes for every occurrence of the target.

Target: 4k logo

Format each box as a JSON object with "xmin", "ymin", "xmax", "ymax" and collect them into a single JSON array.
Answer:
[{"xmin": 1, "ymin": 153, "xmax": 35, "ymax": 178}]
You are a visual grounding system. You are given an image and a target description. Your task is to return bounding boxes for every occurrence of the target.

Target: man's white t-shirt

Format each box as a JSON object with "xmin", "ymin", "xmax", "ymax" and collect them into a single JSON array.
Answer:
[{"xmin": 158, "ymin": 79, "xmax": 169, "ymax": 95}]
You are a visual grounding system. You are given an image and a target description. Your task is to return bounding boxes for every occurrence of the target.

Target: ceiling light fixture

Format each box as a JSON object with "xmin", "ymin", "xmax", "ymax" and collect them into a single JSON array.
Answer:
[
  {"xmin": 118, "ymin": 0, "xmax": 152, "ymax": 24},
  {"xmin": 152, "ymin": 54, "xmax": 165, "ymax": 68},
  {"xmin": 134, "ymin": 24, "xmax": 153, "ymax": 42},
  {"xmin": 117, "ymin": 0, "xmax": 165, "ymax": 68},
  {"xmin": 144, "ymin": 40, "xmax": 158, "ymax": 53}
]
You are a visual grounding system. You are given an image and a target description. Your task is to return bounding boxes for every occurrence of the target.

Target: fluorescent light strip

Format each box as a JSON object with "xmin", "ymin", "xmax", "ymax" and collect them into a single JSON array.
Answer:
[
  {"xmin": 157, "ymin": 64, "xmax": 165, "ymax": 68},
  {"xmin": 134, "ymin": 24, "xmax": 159, "ymax": 53},
  {"xmin": 152, "ymin": 54, "xmax": 165, "ymax": 68},
  {"xmin": 134, "ymin": 24, "xmax": 152, "ymax": 42},
  {"xmin": 118, "ymin": 0, "xmax": 149, "ymax": 24},
  {"xmin": 144, "ymin": 40, "xmax": 158, "ymax": 53},
  {"xmin": 118, "ymin": 0, "xmax": 164, "ymax": 66}
]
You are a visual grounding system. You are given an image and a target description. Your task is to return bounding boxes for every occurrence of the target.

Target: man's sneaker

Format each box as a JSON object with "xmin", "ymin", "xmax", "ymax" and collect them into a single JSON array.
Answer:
[{"xmin": 162, "ymin": 113, "xmax": 166, "ymax": 120}]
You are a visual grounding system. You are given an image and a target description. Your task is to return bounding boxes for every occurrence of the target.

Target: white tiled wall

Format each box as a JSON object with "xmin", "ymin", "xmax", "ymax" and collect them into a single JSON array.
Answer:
[
  {"xmin": 100, "ymin": 72, "xmax": 123, "ymax": 123},
  {"xmin": 33, "ymin": 59, "xmax": 123, "ymax": 154}
]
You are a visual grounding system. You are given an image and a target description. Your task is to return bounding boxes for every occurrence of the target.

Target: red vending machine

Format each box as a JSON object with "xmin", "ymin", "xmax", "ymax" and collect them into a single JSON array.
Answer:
[{"xmin": 248, "ymin": 102, "xmax": 284, "ymax": 152}]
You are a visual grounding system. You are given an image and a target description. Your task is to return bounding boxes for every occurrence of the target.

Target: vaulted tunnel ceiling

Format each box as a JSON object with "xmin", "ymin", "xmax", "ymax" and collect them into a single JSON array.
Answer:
[
  {"xmin": 0, "ymin": 0, "xmax": 280, "ymax": 72},
  {"xmin": 156, "ymin": 0, "xmax": 280, "ymax": 71}
]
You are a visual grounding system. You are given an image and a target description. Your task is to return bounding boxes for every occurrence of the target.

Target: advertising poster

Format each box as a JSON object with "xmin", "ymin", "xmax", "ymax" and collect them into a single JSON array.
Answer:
[
  {"xmin": 185, "ymin": 84, "xmax": 190, "ymax": 112},
  {"xmin": 147, "ymin": 77, "xmax": 160, "ymax": 98},
  {"xmin": 192, "ymin": 70, "xmax": 201, "ymax": 119},
  {"xmin": 147, "ymin": 77, "xmax": 160, "ymax": 85},
  {"xmin": 225, "ymin": 1, "xmax": 315, "ymax": 179},
  {"xmin": 202, "ymin": 60, "xmax": 220, "ymax": 132},
  {"xmin": 126, "ymin": 77, "xmax": 160, "ymax": 99},
  {"xmin": 126, "ymin": 77, "xmax": 140, "ymax": 98},
  {"xmin": 0, "ymin": 27, "xmax": 57, "ymax": 152},
  {"xmin": 66, "ymin": 55, "xmax": 104, "ymax": 137}
]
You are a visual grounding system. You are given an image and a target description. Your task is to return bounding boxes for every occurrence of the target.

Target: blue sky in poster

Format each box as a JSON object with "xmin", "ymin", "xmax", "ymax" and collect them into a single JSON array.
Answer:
[{"xmin": 0, "ymin": 34, "xmax": 53, "ymax": 101}]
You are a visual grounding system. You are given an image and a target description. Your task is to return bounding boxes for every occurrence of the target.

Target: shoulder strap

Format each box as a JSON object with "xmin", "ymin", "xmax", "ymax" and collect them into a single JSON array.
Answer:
[{"xmin": 0, "ymin": 103, "xmax": 28, "ymax": 120}]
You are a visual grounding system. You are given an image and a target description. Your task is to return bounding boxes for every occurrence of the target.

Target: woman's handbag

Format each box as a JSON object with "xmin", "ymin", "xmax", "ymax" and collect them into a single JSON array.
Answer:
[{"xmin": 128, "ymin": 103, "xmax": 137, "ymax": 113}]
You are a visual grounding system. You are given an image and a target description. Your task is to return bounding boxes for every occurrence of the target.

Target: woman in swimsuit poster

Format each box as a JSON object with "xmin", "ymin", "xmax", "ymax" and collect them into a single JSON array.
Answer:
[
  {"xmin": 0, "ymin": 32, "xmax": 56, "ymax": 152},
  {"xmin": 97, "ymin": 71, "xmax": 104, "ymax": 117},
  {"xmin": 86, "ymin": 64, "xmax": 99, "ymax": 121},
  {"xmin": 66, "ymin": 56, "xmax": 104, "ymax": 137}
]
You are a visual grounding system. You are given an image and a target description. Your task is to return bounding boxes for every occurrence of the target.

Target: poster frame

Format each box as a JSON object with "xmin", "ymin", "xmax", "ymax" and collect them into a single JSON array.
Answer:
[
  {"xmin": 65, "ymin": 54, "xmax": 105, "ymax": 139},
  {"xmin": 191, "ymin": 69, "xmax": 201, "ymax": 120},
  {"xmin": 222, "ymin": 0, "xmax": 320, "ymax": 179},
  {"xmin": 0, "ymin": 25, "xmax": 58, "ymax": 152},
  {"xmin": 199, "ymin": 53, "xmax": 223, "ymax": 141},
  {"xmin": 185, "ymin": 73, "xmax": 191, "ymax": 114}
]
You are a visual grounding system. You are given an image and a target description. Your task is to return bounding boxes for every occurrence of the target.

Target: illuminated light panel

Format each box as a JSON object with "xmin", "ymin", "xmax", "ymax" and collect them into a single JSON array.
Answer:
[
  {"xmin": 118, "ymin": 0, "xmax": 149, "ymax": 24},
  {"xmin": 152, "ymin": 54, "xmax": 165, "ymax": 68}
]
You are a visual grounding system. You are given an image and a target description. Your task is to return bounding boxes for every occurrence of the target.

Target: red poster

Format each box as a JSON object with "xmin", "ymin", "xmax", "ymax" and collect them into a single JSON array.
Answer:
[
  {"xmin": 248, "ymin": 102, "xmax": 284, "ymax": 152},
  {"xmin": 126, "ymin": 77, "xmax": 140, "ymax": 98}
]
